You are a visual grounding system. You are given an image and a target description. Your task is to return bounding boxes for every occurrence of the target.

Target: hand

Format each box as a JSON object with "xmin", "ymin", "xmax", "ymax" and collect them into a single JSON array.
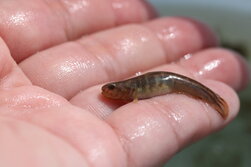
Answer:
[{"xmin": 0, "ymin": 0, "xmax": 249, "ymax": 166}]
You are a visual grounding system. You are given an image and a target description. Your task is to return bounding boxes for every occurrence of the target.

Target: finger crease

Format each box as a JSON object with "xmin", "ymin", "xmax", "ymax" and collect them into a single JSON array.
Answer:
[
  {"xmin": 43, "ymin": 0, "xmax": 73, "ymax": 41},
  {"xmin": 105, "ymin": 121, "xmax": 131, "ymax": 166}
]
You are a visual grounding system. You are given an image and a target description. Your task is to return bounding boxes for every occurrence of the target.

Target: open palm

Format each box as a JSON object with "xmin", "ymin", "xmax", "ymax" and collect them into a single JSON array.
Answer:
[{"xmin": 0, "ymin": 0, "xmax": 248, "ymax": 166}]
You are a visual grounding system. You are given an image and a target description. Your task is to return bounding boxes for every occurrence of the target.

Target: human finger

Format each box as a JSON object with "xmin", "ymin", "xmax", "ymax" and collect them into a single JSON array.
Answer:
[
  {"xmin": 178, "ymin": 48, "xmax": 250, "ymax": 91},
  {"xmin": 20, "ymin": 17, "xmax": 218, "ymax": 99},
  {"xmin": 0, "ymin": 0, "xmax": 155, "ymax": 61}
]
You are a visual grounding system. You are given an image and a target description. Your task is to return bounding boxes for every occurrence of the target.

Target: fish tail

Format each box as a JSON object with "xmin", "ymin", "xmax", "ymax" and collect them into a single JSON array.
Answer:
[{"xmin": 173, "ymin": 78, "xmax": 229, "ymax": 119}]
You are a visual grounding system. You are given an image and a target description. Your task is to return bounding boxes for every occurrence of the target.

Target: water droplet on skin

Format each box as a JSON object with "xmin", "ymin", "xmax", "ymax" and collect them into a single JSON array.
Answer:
[
  {"xmin": 168, "ymin": 112, "xmax": 184, "ymax": 123},
  {"xmin": 129, "ymin": 118, "xmax": 160, "ymax": 140},
  {"xmin": 135, "ymin": 72, "xmax": 142, "ymax": 76},
  {"xmin": 62, "ymin": 0, "xmax": 89, "ymax": 13},
  {"xmin": 112, "ymin": 2, "xmax": 124, "ymax": 9},
  {"xmin": 197, "ymin": 59, "xmax": 221, "ymax": 76},
  {"xmin": 8, "ymin": 11, "xmax": 31, "ymax": 26},
  {"xmin": 116, "ymin": 38, "xmax": 135, "ymax": 56},
  {"xmin": 157, "ymin": 26, "xmax": 178, "ymax": 41},
  {"xmin": 183, "ymin": 53, "xmax": 193, "ymax": 60}
]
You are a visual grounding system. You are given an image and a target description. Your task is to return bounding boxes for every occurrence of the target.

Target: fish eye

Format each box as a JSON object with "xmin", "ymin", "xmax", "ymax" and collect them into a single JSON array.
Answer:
[{"xmin": 107, "ymin": 84, "xmax": 116, "ymax": 90}]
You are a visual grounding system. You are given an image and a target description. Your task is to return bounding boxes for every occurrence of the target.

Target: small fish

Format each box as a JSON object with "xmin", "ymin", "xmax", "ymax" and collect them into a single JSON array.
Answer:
[{"xmin": 101, "ymin": 71, "xmax": 228, "ymax": 119}]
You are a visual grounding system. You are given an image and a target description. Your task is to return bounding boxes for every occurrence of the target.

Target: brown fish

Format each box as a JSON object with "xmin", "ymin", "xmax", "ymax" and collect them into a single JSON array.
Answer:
[{"xmin": 102, "ymin": 71, "xmax": 228, "ymax": 119}]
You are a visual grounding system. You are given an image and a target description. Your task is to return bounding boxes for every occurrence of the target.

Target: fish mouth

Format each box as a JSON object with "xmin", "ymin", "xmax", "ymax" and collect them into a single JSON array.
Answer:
[
  {"xmin": 101, "ymin": 87, "xmax": 114, "ymax": 99},
  {"xmin": 101, "ymin": 84, "xmax": 107, "ymax": 92}
]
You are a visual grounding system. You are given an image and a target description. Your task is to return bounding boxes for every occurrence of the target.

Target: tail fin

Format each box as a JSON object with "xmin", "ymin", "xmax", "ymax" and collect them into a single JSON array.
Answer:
[{"xmin": 173, "ymin": 77, "xmax": 229, "ymax": 119}]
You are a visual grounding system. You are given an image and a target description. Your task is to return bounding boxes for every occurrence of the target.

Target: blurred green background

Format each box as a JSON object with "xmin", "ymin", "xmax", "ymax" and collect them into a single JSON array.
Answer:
[{"xmin": 148, "ymin": 0, "xmax": 251, "ymax": 166}]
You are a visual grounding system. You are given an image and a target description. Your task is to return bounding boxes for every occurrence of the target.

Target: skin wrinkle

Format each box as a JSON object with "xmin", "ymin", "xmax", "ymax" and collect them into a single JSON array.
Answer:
[
  {"xmin": 141, "ymin": 24, "xmax": 169, "ymax": 63},
  {"xmin": 142, "ymin": 27, "xmax": 171, "ymax": 63},
  {"xmin": 91, "ymin": 24, "xmax": 166, "ymax": 79},
  {"xmin": 0, "ymin": 53, "xmax": 13, "ymax": 81},
  {"xmin": 183, "ymin": 102, "xmax": 211, "ymax": 143},
  {"xmin": 147, "ymin": 99, "xmax": 182, "ymax": 150},
  {"xmin": 92, "ymin": 31, "xmax": 126, "ymax": 68},
  {"xmin": 95, "ymin": 124, "xmax": 126, "ymax": 166},
  {"xmin": 144, "ymin": 21, "xmax": 173, "ymax": 62},
  {"xmin": 75, "ymin": 38, "xmax": 119, "ymax": 82},
  {"xmin": 145, "ymin": 94, "xmax": 212, "ymax": 149},
  {"xmin": 110, "ymin": 0, "xmax": 145, "ymax": 26},
  {"xmin": 108, "ymin": 0, "xmax": 120, "ymax": 26},
  {"xmin": 60, "ymin": 0, "xmax": 89, "ymax": 14},
  {"xmin": 110, "ymin": 0, "xmax": 131, "ymax": 25},
  {"xmin": 58, "ymin": 44, "xmax": 92, "ymax": 73},
  {"xmin": 57, "ymin": 0, "xmax": 92, "ymax": 41},
  {"xmin": 49, "ymin": 113, "xmax": 93, "ymax": 166},
  {"xmin": 105, "ymin": 120, "xmax": 131, "ymax": 167},
  {"xmin": 0, "ymin": 65, "xmax": 13, "ymax": 86},
  {"xmin": 188, "ymin": 107, "xmax": 212, "ymax": 144},
  {"xmin": 83, "ymin": 34, "xmax": 127, "ymax": 80},
  {"xmin": 199, "ymin": 100, "xmax": 214, "ymax": 137},
  {"xmin": 56, "ymin": 0, "xmax": 72, "ymax": 41},
  {"xmin": 42, "ymin": 0, "xmax": 72, "ymax": 41},
  {"xmin": 56, "ymin": 54, "xmax": 97, "ymax": 83}
]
